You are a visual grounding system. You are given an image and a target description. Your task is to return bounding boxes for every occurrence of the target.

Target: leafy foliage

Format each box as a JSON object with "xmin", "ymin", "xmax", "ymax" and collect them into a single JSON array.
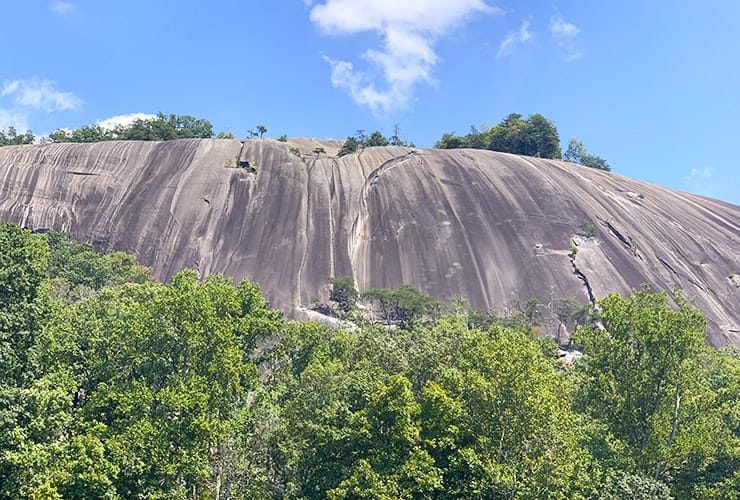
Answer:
[
  {"xmin": 44, "ymin": 230, "xmax": 149, "ymax": 295},
  {"xmin": 554, "ymin": 297, "xmax": 597, "ymax": 344},
  {"xmin": 366, "ymin": 130, "xmax": 390, "ymax": 147},
  {"xmin": 0, "ymin": 222, "xmax": 737, "ymax": 498},
  {"xmin": 338, "ymin": 128, "xmax": 414, "ymax": 157},
  {"xmin": 328, "ymin": 276, "xmax": 359, "ymax": 314},
  {"xmin": 0, "ymin": 223, "xmax": 51, "ymax": 494},
  {"xmin": 48, "ymin": 112, "xmax": 214, "ymax": 143},
  {"xmin": 436, "ymin": 113, "xmax": 562, "ymax": 159},
  {"xmin": 573, "ymin": 286, "xmax": 740, "ymax": 496},
  {"xmin": 49, "ymin": 124, "xmax": 112, "ymax": 143},
  {"xmin": 578, "ymin": 222, "xmax": 599, "ymax": 238},
  {"xmin": 0, "ymin": 127, "xmax": 35, "ymax": 146},
  {"xmin": 435, "ymin": 114, "xmax": 612, "ymax": 168},
  {"xmin": 248, "ymin": 124, "xmax": 268, "ymax": 139},
  {"xmin": 564, "ymin": 138, "xmax": 611, "ymax": 171},
  {"xmin": 337, "ymin": 136, "xmax": 359, "ymax": 157},
  {"xmin": 258, "ymin": 317, "xmax": 597, "ymax": 498},
  {"xmin": 362, "ymin": 285, "xmax": 442, "ymax": 330},
  {"xmin": 0, "ymin": 224, "xmax": 283, "ymax": 497}
]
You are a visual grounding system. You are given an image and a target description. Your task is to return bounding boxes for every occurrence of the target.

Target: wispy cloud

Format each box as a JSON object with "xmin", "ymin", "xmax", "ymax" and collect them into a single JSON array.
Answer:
[
  {"xmin": 0, "ymin": 78, "xmax": 82, "ymax": 132},
  {"xmin": 0, "ymin": 109, "xmax": 29, "ymax": 132},
  {"xmin": 51, "ymin": 1, "xmax": 75, "ymax": 15},
  {"xmin": 308, "ymin": 0, "xmax": 498, "ymax": 116},
  {"xmin": 96, "ymin": 113, "xmax": 156, "ymax": 130},
  {"xmin": 496, "ymin": 18, "xmax": 533, "ymax": 58},
  {"xmin": 549, "ymin": 14, "xmax": 583, "ymax": 62},
  {"xmin": 2, "ymin": 79, "xmax": 82, "ymax": 112}
]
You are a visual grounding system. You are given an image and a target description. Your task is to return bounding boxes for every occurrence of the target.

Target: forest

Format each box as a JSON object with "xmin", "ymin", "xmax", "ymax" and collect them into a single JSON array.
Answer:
[{"xmin": 0, "ymin": 221, "xmax": 737, "ymax": 499}]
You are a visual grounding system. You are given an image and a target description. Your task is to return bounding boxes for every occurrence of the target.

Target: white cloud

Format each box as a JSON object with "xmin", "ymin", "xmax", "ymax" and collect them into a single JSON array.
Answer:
[
  {"xmin": 2, "ymin": 78, "xmax": 82, "ymax": 112},
  {"xmin": 96, "ymin": 113, "xmax": 156, "ymax": 130},
  {"xmin": 496, "ymin": 18, "xmax": 533, "ymax": 58},
  {"xmin": 0, "ymin": 78, "xmax": 82, "ymax": 132},
  {"xmin": 51, "ymin": 1, "xmax": 75, "ymax": 15},
  {"xmin": 549, "ymin": 14, "xmax": 583, "ymax": 62},
  {"xmin": 683, "ymin": 167, "xmax": 715, "ymax": 196},
  {"xmin": 1, "ymin": 81, "xmax": 20, "ymax": 97},
  {"xmin": 308, "ymin": 0, "xmax": 497, "ymax": 116}
]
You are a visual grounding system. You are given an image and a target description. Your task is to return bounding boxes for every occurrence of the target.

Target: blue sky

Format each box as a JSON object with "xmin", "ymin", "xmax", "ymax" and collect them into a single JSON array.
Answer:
[{"xmin": 1, "ymin": 0, "xmax": 739, "ymax": 204}]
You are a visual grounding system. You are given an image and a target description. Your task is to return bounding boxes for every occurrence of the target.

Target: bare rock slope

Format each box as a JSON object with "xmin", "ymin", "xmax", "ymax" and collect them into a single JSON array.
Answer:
[{"xmin": 1, "ymin": 138, "xmax": 738, "ymax": 346}]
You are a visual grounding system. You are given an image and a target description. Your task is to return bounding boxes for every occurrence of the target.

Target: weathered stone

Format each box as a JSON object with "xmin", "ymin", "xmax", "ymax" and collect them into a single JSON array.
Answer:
[{"xmin": 1, "ymin": 138, "xmax": 738, "ymax": 346}]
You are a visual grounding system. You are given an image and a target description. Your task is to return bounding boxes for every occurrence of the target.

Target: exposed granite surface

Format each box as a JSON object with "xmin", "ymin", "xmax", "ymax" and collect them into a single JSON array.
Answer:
[{"xmin": 1, "ymin": 138, "xmax": 738, "ymax": 346}]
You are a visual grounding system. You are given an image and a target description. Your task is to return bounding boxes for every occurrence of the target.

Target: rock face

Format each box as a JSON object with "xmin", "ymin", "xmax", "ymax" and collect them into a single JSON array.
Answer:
[{"xmin": 1, "ymin": 138, "xmax": 738, "ymax": 346}]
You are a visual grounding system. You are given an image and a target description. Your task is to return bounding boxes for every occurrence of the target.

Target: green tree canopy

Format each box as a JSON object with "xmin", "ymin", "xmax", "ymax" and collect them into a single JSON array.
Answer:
[
  {"xmin": 435, "ymin": 113, "xmax": 562, "ymax": 159},
  {"xmin": 0, "ymin": 221, "xmax": 736, "ymax": 498},
  {"xmin": 361, "ymin": 285, "xmax": 440, "ymax": 330},
  {"xmin": 521, "ymin": 113, "xmax": 562, "ymax": 158},
  {"xmin": 2, "ymin": 270, "xmax": 282, "ymax": 497},
  {"xmin": 48, "ymin": 113, "xmax": 214, "ymax": 143},
  {"xmin": 573, "ymin": 286, "xmax": 739, "ymax": 496},
  {"xmin": 254, "ymin": 316, "xmax": 598, "ymax": 498},
  {"xmin": 366, "ymin": 131, "xmax": 390, "ymax": 147},
  {"xmin": 564, "ymin": 138, "xmax": 611, "ymax": 171},
  {"xmin": 337, "ymin": 136, "xmax": 359, "ymax": 157},
  {"xmin": 328, "ymin": 276, "xmax": 359, "ymax": 314},
  {"xmin": 43, "ymin": 229, "xmax": 149, "ymax": 300},
  {"xmin": 0, "ymin": 223, "xmax": 51, "ymax": 493},
  {"xmin": 0, "ymin": 127, "xmax": 35, "ymax": 146},
  {"xmin": 338, "ymin": 128, "xmax": 413, "ymax": 157},
  {"xmin": 49, "ymin": 124, "xmax": 113, "ymax": 143},
  {"xmin": 487, "ymin": 113, "xmax": 526, "ymax": 152}
]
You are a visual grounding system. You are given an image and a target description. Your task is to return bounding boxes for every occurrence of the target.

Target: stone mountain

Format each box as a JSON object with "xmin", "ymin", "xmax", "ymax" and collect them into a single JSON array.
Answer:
[{"xmin": 0, "ymin": 138, "xmax": 738, "ymax": 346}]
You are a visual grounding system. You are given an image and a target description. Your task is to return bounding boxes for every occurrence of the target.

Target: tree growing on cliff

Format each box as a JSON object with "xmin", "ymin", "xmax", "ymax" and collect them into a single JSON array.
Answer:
[
  {"xmin": 338, "ymin": 128, "xmax": 413, "ymax": 157},
  {"xmin": 0, "ymin": 127, "xmax": 35, "ymax": 146},
  {"xmin": 338, "ymin": 137, "xmax": 359, "ymax": 157},
  {"xmin": 362, "ymin": 285, "xmax": 440, "ymax": 330},
  {"xmin": 366, "ymin": 130, "xmax": 390, "ymax": 147},
  {"xmin": 329, "ymin": 276, "xmax": 358, "ymax": 314},
  {"xmin": 434, "ymin": 132, "xmax": 466, "ymax": 149},
  {"xmin": 564, "ymin": 139, "xmax": 611, "ymax": 171},
  {"xmin": 118, "ymin": 113, "xmax": 213, "ymax": 141},
  {"xmin": 435, "ymin": 113, "xmax": 562, "ymax": 159},
  {"xmin": 389, "ymin": 124, "xmax": 404, "ymax": 146},
  {"xmin": 521, "ymin": 113, "xmax": 562, "ymax": 159},
  {"xmin": 49, "ymin": 124, "xmax": 113, "ymax": 143},
  {"xmin": 48, "ymin": 113, "xmax": 214, "ymax": 143}
]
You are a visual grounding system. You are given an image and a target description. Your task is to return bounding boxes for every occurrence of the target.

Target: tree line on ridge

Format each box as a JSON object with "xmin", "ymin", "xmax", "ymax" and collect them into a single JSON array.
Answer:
[{"xmin": 0, "ymin": 112, "xmax": 610, "ymax": 171}]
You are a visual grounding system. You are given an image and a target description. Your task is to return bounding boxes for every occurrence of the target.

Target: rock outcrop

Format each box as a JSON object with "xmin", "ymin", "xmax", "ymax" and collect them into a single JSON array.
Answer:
[{"xmin": 1, "ymin": 138, "xmax": 738, "ymax": 346}]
